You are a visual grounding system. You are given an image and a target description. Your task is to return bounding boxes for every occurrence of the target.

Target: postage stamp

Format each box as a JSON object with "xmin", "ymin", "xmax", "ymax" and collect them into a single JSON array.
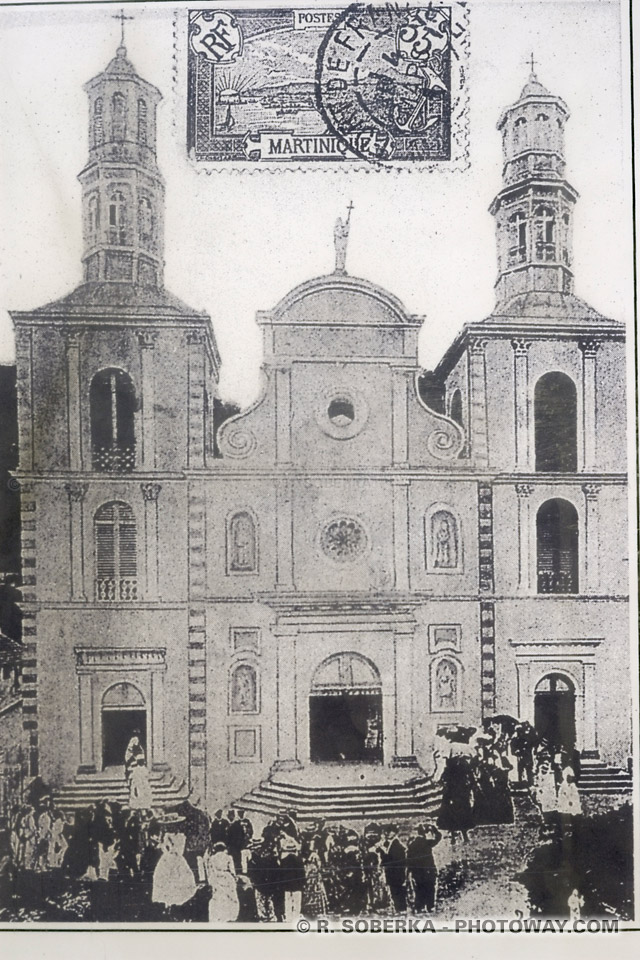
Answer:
[{"xmin": 184, "ymin": 3, "xmax": 469, "ymax": 167}]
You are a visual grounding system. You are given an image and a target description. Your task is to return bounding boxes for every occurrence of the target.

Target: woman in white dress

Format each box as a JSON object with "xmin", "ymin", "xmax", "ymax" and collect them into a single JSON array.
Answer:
[
  {"xmin": 203, "ymin": 841, "xmax": 239, "ymax": 923},
  {"xmin": 129, "ymin": 760, "xmax": 154, "ymax": 810},
  {"xmin": 152, "ymin": 829, "xmax": 197, "ymax": 912},
  {"xmin": 557, "ymin": 765, "xmax": 582, "ymax": 817}
]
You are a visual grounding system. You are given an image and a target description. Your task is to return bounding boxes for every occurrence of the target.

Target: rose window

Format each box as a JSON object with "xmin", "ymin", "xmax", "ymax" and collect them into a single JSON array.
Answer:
[{"xmin": 321, "ymin": 518, "xmax": 367, "ymax": 562}]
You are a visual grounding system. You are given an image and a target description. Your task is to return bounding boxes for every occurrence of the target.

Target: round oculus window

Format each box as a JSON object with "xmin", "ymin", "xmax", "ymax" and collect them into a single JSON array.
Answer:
[
  {"xmin": 327, "ymin": 397, "xmax": 355, "ymax": 427},
  {"xmin": 316, "ymin": 389, "xmax": 368, "ymax": 439},
  {"xmin": 320, "ymin": 517, "xmax": 367, "ymax": 562}
]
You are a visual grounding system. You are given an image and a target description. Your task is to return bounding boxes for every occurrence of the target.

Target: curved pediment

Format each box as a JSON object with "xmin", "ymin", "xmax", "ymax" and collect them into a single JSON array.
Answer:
[{"xmin": 264, "ymin": 274, "xmax": 422, "ymax": 328}]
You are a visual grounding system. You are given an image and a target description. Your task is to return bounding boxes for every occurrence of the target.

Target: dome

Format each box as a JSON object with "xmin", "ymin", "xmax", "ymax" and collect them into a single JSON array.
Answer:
[
  {"xmin": 519, "ymin": 72, "xmax": 552, "ymax": 99},
  {"xmin": 488, "ymin": 291, "xmax": 620, "ymax": 325},
  {"xmin": 266, "ymin": 274, "xmax": 421, "ymax": 327},
  {"xmin": 103, "ymin": 45, "xmax": 138, "ymax": 76}
]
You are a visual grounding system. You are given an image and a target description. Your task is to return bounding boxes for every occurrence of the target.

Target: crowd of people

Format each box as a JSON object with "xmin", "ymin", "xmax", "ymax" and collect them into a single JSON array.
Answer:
[
  {"xmin": 1, "ymin": 720, "xmax": 587, "ymax": 922},
  {"xmin": 434, "ymin": 718, "xmax": 582, "ymax": 841}
]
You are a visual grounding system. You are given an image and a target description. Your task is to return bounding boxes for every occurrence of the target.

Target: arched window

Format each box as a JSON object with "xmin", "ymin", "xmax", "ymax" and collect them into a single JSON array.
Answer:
[
  {"xmin": 138, "ymin": 196, "xmax": 154, "ymax": 245},
  {"xmin": 95, "ymin": 501, "xmax": 138, "ymax": 601},
  {"xmin": 508, "ymin": 211, "xmax": 527, "ymax": 264},
  {"xmin": 229, "ymin": 663, "xmax": 258, "ymax": 713},
  {"xmin": 536, "ymin": 498, "xmax": 579, "ymax": 594},
  {"xmin": 93, "ymin": 97, "xmax": 104, "ymax": 146},
  {"xmin": 88, "ymin": 195, "xmax": 100, "ymax": 237},
  {"xmin": 90, "ymin": 368, "xmax": 137, "ymax": 472},
  {"xmin": 227, "ymin": 511, "xmax": 257, "ymax": 573},
  {"xmin": 108, "ymin": 191, "xmax": 128, "ymax": 245},
  {"xmin": 514, "ymin": 116, "xmax": 527, "ymax": 127},
  {"xmin": 430, "ymin": 656, "xmax": 462, "ymax": 712},
  {"xmin": 111, "ymin": 92, "xmax": 127, "ymax": 141},
  {"xmin": 534, "ymin": 372, "xmax": 577, "ymax": 472},
  {"xmin": 137, "ymin": 98, "xmax": 148, "ymax": 145},
  {"xmin": 534, "ymin": 205, "xmax": 556, "ymax": 261},
  {"xmin": 425, "ymin": 506, "xmax": 461, "ymax": 573},
  {"xmin": 536, "ymin": 112, "xmax": 549, "ymax": 121}
]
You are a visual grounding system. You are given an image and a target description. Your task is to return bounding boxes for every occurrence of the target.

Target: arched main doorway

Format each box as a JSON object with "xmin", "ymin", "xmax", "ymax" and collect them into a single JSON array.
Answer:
[
  {"xmin": 102, "ymin": 681, "xmax": 147, "ymax": 768},
  {"xmin": 309, "ymin": 653, "xmax": 383, "ymax": 764},
  {"xmin": 533, "ymin": 673, "xmax": 576, "ymax": 752}
]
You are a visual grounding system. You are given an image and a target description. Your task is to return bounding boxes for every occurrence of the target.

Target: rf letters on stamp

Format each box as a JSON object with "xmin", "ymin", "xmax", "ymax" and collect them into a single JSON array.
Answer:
[{"xmin": 186, "ymin": 4, "xmax": 469, "ymax": 167}]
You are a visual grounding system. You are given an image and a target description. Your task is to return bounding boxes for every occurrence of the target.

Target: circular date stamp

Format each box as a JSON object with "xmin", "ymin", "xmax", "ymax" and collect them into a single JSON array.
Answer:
[{"xmin": 316, "ymin": 3, "xmax": 454, "ymax": 163}]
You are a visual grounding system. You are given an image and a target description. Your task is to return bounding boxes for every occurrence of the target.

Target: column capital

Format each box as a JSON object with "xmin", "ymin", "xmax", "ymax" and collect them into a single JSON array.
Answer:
[
  {"xmin": 137, "ymin": 329, "xmax": 158, "ymax": 348},
  {"xmin": 582, "ymin": 482, "xmax": 601, "ymax": 502},
  {"xmin": 61, "ymin": 328, "xmax": 83, "ymax": 351},
  {"xmin": 578, "ymin": 339, "xmax": 601, "ymax": 358},
  {"xmin": 515, "ymin": 483, "xmax": 534, "ymax": 499},
  {"xmin": 141, "ymin": 482, "xmax": 162, "ymax": 502},
  {"xmin": 65, "ymin": 482, "xmax": 88, "ymax": 503},
  {"xmin": 469, "ymin": 337, "xmax": 488, "ymax": 357},
  {"xmin": 392, "ymin": 477, "xmax": 412, "ymax": 488},
  {"xmin": 511, "ymin": 338, "xmax": 532, "ymax": 357},
  {"xmin": 186, "ymin": 329, "xmax": 207, "ymax": 346}
]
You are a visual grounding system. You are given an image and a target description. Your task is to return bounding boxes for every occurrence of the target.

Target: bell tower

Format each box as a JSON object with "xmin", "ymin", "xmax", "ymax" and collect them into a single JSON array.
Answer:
[
  {"xmin": 489, "ymin": 68, "xmax": 577, "ymax": 302},
  {"xmin": 78, "ymin": 34, "xmax": 164, "ymax": 286}
]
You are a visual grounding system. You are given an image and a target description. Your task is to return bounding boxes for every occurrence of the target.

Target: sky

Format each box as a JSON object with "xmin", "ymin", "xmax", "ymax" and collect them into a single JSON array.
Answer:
[{"xmin": 0, "ymin": 0, "xmax": 632, "ymax": 407}]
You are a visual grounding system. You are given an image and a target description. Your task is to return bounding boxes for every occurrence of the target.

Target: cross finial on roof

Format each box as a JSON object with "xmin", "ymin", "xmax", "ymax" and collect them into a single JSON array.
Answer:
[
  {"xmin": 528, "ymin": 52, "xmax": 537, "ymax": 76},
  {"xmin": 113, "ymin": 8, "xmax": 134, "ymax": 49}
]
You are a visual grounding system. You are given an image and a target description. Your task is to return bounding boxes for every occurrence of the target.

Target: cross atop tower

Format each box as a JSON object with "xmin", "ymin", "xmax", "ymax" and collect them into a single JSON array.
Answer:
[
  {"xmin": 528, "ymin": 52, "xmax": 537, "ymax": 76},
  {"xmin": 113, "ymin": 8, "xmax": 134, "ymax": 49}
]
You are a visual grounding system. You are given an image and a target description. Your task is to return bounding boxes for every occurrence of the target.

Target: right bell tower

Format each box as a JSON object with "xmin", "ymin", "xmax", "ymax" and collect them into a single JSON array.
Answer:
[{"xmin": 489, "ymin": 69, "xmax": 577, "ymax": 302}]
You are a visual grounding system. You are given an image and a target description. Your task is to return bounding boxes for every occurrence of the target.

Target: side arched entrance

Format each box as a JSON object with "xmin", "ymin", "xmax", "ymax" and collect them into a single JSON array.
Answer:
[
  {"xmin": 101, "ymin": 681, "xmax": 147, "ymax": 768},
  {"xmin": 534, "ymin": 673, "xmax": 576, "ymax": 752},
  {"xmin": 309, "ymin": 653, "xmax": 383, "ymax": 764}
]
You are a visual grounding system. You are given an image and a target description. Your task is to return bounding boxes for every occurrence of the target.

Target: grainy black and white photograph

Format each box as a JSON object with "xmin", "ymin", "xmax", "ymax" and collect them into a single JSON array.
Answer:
[{"xmin": 0, "ymin": 0, "xmax": 637, "ymax": 943}]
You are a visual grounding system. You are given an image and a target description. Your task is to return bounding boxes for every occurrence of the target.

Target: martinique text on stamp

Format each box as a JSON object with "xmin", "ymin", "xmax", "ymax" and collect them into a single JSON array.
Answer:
[{"xmin": 185, "ymin": 3, "xmax": 468, "ymax": 167}]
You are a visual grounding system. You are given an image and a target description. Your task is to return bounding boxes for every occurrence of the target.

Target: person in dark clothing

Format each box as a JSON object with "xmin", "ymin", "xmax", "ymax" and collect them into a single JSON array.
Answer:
[
  {"xmin": 406, "ymin": 824, "xmax": 441, "ymax": 913},
  {"xmin": 227, "ymin": 809, "xmax": 247, "ymax": 874},
  {"xmin": 176, "ymin": 800, "xmax": 210, "ymax": 881},
  {"xmin": 383, "ymin": 825, "xmax": 407, "ymax": 913},
  {"xmin": 236, "ymin": 809, "xmax": 254, "ymax": 873},
  {"xmin": 62, "ymin": 807, "xmax": 98, "ymax": 879},
  {"xmin": 209, "ymin": 809, "xmax": 229, "ymax": 846},
  {"xmin": 438, "ymin": 755, "xmax": 475, "ymax": 841}
]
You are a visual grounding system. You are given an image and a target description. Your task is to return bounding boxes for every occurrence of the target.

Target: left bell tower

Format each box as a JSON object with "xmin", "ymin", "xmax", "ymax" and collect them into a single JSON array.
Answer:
[{"xmin": 79, "ymin": 40, "xmax": 164, "ymax": 286}]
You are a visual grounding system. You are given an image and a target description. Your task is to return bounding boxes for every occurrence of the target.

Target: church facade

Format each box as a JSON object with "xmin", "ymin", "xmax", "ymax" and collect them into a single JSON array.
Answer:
[{"xmin": 10, "ymin": 45, "xmax": 630, "ymax": 812}]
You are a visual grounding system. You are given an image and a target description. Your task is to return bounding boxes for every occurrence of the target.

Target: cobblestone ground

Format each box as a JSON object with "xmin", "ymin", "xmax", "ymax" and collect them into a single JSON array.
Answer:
[{"xmin": 433, "ymin": 795, "xmax": 541, "ymax": 918}]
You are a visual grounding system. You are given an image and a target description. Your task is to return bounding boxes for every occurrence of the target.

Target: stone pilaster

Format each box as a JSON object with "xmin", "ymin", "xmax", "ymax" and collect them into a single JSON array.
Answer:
[
  {"xmin": 480, "ymin": 601, "xmax": 496, "ymax": 717},
  {"xmin": 468, "ymin": 338, "xmax": 489, "ymax": 465},
  {"xmin": 515, "ymin": 483, "xmax": 534, "ymax": 592},
  {"xmin": 187, "ymin": 478, "xmax": 207, "ymax": 798},
  {"xmin": 272, "ymin": 625, "xmax": 302, "ymax": 771},
  {"xmin": 391, "ymin": 623, "xmax": 418, "ymax": 766},
  {"xmin": 391, "ymin": 368, "xmax": 411, "ymax": 466},
  {"xmin": 477, "ymin": 482, "xmax": 494, "ymax": 593},
  {"xmin": 511, "ymin": 338, "xmax": 531, "ymax": 470},
  {"xmin": 275, "ymin": 479, "xmax": 295, "ymax": 590},
  {"xmin": 582, "ymin": 483, "xmax": 601, "ymax": 593},
  {"xmin": 275, "ymin": 365, "xmax": 292, "ymax": 464},
  {"xmin": 186, "ymin": 330, "xmax": 206, "ymax": 469},
  {"xmin": 141, "ymin": 482, "xmax": 161, "ymax": 600},
  {"xmin": 20, "ymin": 482, "xmax": 39, "ymax": 775},
  {"xmin": 579, "ymin": 339, "xmax": 600, "ymax": 471},
  {"xmin": 137, "ymin": 330, "xmax": 157, "ymax": 471},
  {"xmin": 392, "ymin": 478, "xmax": 411, "ymax": 591},
  {"xmin": 65, "ymin": 482, "xmax": 89, "ymax": 601},
  {"xmin": 63, "ymin": 329, "xmax": 84, "ymax": 471},
  {"xmin": 15, "ymin": 328, "xmax": 34, "ymax": 471}
]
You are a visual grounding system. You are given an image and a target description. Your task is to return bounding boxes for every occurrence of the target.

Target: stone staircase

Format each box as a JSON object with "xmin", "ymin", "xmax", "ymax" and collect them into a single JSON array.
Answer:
[
  {"xmin": 53, "ymin": 767, "xmax": 189, "ymax": 814},
  {"xmin": 233, "ymin": 767, "xmax": 443, "ymax": 822},
  {"xmin": 577, "ymin": 758, "xmax": 633, "ymax": 795}
]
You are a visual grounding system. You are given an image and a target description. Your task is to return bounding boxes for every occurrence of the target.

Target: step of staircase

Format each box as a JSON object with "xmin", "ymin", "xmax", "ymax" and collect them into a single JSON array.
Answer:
[
  {"xmin": 54, "ymin": 769, "xmax": 189, "ymax": 813},
  {"xmin": 233, "ymin": 772, "xmax": 443, "ymax": 821},
  {"xmin": 576, "ymin": 760, "xmax": 632, "ymax": 795}
]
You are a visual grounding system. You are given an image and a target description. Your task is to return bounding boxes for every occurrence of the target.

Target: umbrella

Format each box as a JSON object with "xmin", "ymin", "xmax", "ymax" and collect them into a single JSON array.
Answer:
[
  {"xmin": 482, "ymin": 714, "xmax": 518, "ymax": 735},
  {"xmin": 436, "ymin": 724, "xmax": 478, "ymax": 744}
]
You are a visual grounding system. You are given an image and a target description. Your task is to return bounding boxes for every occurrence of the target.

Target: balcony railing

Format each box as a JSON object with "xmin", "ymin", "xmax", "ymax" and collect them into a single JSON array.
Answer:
[
  {"xmin": 92, "ymin": 443, "xmax": 135, "ymax": 473},
  {"xmin": 537, "ymin": 570, "xmax": 577, "ymax": 594},
  {"xmin": 96, "ymin": 578, "xmax": 138, "ymax": 602}
]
